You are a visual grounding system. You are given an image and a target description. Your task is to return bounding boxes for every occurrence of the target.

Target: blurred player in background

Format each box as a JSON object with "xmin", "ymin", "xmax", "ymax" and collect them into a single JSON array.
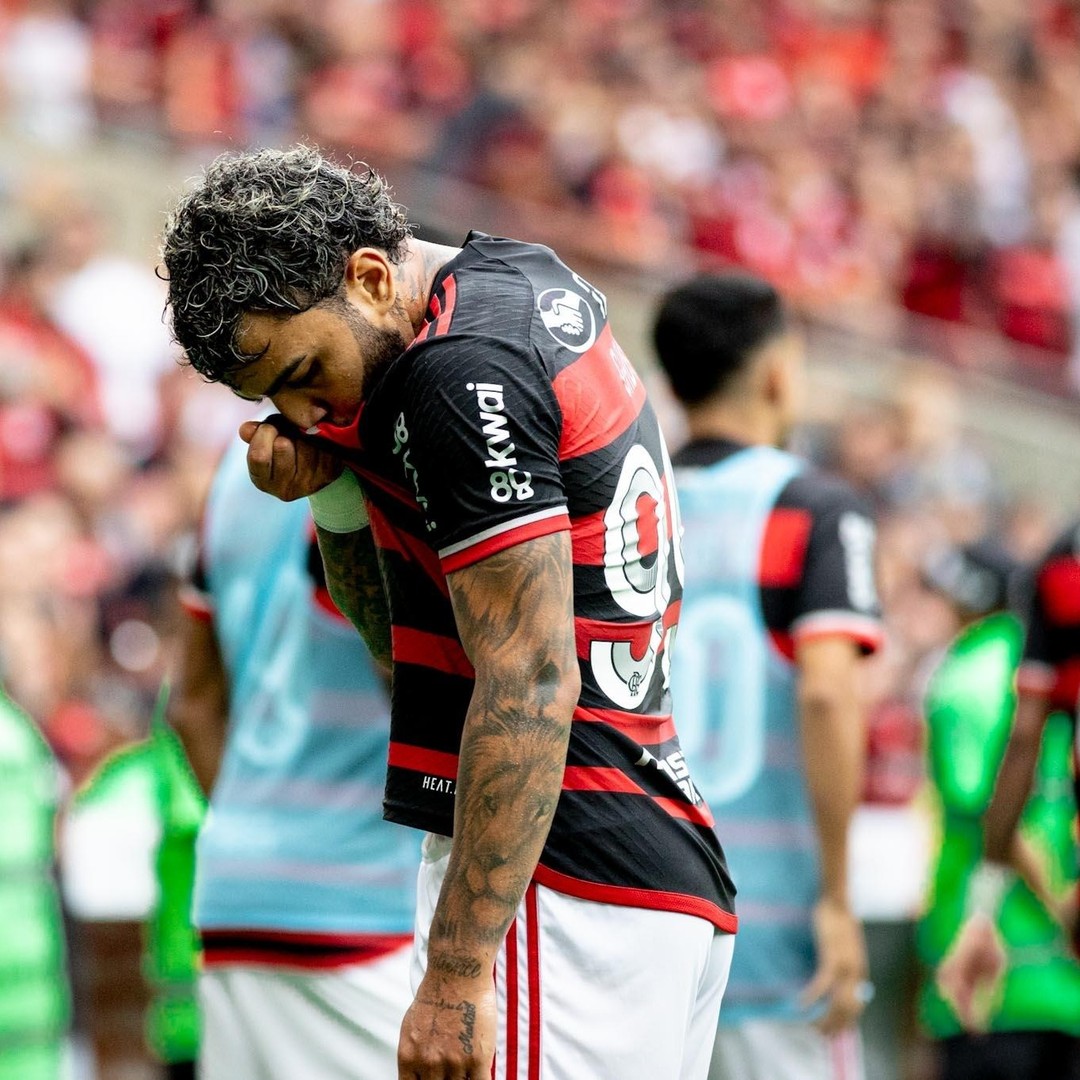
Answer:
[
  {"xmin": 170, "ymin": 434, "xmax": 420, "ymax": 1080},
  {"xmin": 940, "ymin": 521, "xmax": 1080, "ymax": 1050},
  {"xmin": 0, "ymin": 686, "xmax": 68, "ymax": 1080},
  {"xmin": 919, "ymin": 541, "xmax": 1080, "ymax": 1079},
  {"xmin": 162, "ymin": 146, "xmax": 737, "ymax": 1080},
  {"xmin": 655, "ymin": 273, "xmax": 883, "ymax": 1080}
]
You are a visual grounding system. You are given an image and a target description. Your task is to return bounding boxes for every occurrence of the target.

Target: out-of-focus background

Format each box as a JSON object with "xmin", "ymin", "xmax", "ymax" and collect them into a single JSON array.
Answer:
[{"xmin": 1, "ymin": 1, "xmax": 1079, "ymax": 1077}]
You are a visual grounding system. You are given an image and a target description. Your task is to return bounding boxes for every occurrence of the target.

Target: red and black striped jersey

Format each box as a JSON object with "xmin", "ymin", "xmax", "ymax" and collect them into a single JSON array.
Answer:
[
  {"xmin": 1017, "ymin": 522, "xmax": 1080, "ymax": 827},
  {"xmin": 316, "ymin": 233, "xmax": 736, "ymax": 931},
  {"xmin": 1019, "ymin": 521, "xmax": 1080, "ymax": 710}
]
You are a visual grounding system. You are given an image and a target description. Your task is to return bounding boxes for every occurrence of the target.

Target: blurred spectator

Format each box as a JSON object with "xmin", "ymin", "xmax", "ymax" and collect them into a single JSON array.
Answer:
[
  {"xmin": 0, "ymin": 494, "xmax": 108, "ymax": 757},
  {"xmin": 0, "ymin": 241, "xmax": 102, "ymax": 504},
  {"xmin": 827, "ymin": 399, "xmax": 904, "ymax": 512},
  {"xmin": 991, "ymin": 174, "xmax": 1071, "ymax": 357},
  {"xmin": 42, "ymin": 198, "xmax": 176, "ymax": 461},
  {"xmin": 1055, "ymin": 164, "xmax": 1080, "ymax": 387},
  {"xmin": 0, "ymin": 0, "xmax": 92, "ymax": 147},
  {"xmin": 88, "ymin": 0, "xmax": 190, "ymax": 134},
  {"xmin": 888, "ymin": 366, "xmax": 995, "ymax": 542}
]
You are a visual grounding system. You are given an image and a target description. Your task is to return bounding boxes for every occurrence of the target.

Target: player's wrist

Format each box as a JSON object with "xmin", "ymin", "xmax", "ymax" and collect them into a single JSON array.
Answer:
[
  {"xmin": 817, "ymin": 889, "xmax": 851, "ymax": 910},
  {"xmin": 423, "ymin": 945, "xmax": 497, "ymax": 986},
  {"xmin": 967, "ymin": 862, "xmax": 1014, "ymax": 922},
  {"xmin": 308, "ymin": 468, "xmax": 369, "ymax": 533},
  {"xmin": 815, "ymin": 876, "xmax": 854, "ymax": 914}
]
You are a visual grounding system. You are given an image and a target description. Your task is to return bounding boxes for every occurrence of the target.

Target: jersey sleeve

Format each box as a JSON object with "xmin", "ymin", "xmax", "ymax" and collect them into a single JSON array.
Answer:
[
  {"xmin": 398, "ymin": 334, "xmax": 570, "ymax": 574},
  {"xmin": 781, "ymin": 474, "xmax": 884, "ymax": 653},
  {"xmin": 1018, "ymin": 539, "xmax": 1080, "ymax": 706}
]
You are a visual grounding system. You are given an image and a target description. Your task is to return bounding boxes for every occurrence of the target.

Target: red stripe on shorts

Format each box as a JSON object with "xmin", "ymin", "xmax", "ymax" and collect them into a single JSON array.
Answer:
[
  {"xmin": 831, "ymin": 1034, "xmax": 845, "ymax": 1080},
  {"xmin": 526, "ymin": 885, "xmax": 541, "ymax": 1080},
  {"xmin": 831, "ymin": 1028, "xmax": 863, "ymax": 1080},
  {"xmin": 504, "ymin": 916, "xmax": 518, "ymax": 1080}
]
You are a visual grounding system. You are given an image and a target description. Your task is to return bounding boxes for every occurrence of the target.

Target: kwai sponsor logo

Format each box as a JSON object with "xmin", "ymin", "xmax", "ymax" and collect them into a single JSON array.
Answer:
[{"xmin": 468, "ymin": 382, "xmax": 534, "ymax": 503}]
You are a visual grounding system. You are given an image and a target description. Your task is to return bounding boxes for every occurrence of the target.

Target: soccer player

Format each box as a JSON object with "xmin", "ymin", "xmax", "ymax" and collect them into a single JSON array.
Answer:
[
  {"xmin": 938, "ymin": 521, "xmax": 1080, "ymax": 1036},
  {"xmin": 170, "ymin": 434, "xmax": 421, "ymax": 1080},
  {"xmin": 161, "ymin": 146, "xmax": 737, "ymax": 1080},
  {"xmin": 653, "ymin": 273, "xmax": 883, "ymax": 1080},
  {"xmin": 919, "ymin": 541, "xmax": 1080, "ymax": 1078}
]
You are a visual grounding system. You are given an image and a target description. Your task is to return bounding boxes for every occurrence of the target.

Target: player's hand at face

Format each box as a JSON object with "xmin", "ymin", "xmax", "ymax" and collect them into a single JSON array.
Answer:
[
  {"xmin": 936, "ymin": 913, "xmax": 1006, "ymax": 1033},
  {"xmin": 802, "ymin": 897, "xmax": 869, "ymax": 1036},
  {"xmin": 398, "ymin": 974, "xmax": 496, "ymax": 1080},
  {"xmin": 239, "ymin": 416, "xmax": 343, "ymax": 502}
]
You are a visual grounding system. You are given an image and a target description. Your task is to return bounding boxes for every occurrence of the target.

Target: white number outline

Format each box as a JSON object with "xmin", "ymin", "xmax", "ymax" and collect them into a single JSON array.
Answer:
[{"xmin": 671, "ymin": 595, "xmax": 767, "ymax": 805}]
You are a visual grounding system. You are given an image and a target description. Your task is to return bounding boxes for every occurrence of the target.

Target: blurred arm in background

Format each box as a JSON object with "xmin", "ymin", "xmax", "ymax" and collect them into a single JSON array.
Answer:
[
  {"xmin": 169, "ymin": 593, "xmax": 229, "ymax": 797},
  {"xmin": 982, "ymin": 692, "xmax": 1052, "ymax": 866},
  {"xmin": 797, "ymin": 633, "xmax": 871, "ymax": 1035}
]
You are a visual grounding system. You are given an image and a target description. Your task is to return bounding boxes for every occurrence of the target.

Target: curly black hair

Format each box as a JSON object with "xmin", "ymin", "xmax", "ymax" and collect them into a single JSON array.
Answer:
[{"xmin": 161, "ymin": 146, "xmax": 412, "ymax": 381}]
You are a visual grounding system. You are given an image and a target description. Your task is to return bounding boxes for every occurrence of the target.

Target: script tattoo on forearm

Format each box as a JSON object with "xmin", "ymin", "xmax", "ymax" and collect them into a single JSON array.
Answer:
[
  {"xmin": 457, "ymin": 1001, "xmax": 476, "ymax": 1055},
  {"xmin": 429, "ymin": 952, "xmax": 484, "ymax": 979},
  {"xmin": 430, "ymin": 531, "xmax": 577, "ymax": 974},
  {"xmin": 315, "ymin": 524, "xmax": 392, "ymax": 667}
]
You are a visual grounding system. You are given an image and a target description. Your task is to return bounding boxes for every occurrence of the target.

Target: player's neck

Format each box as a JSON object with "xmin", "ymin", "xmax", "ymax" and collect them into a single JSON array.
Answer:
[
  {"xmin": 397, "ymin": 238, "xmax": 463, "ymax": 337},
  {"xmin": 684, "ymin": 401, "xmax": 782, "ymax": 449}
]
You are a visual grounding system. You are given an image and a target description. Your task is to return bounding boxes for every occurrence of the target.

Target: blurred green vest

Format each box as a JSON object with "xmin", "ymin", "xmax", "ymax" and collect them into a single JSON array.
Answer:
[
  {"xmin": 919, "ymin": 612, "xmax": 1080, "ymax": 1036},
  {"xmin": 0, "ymin": 689, "xmax": 69, "ymax": 1080},
  {"xmin": 72, "ymin": 687, "xmax": 205, "ymax": 1065},
  {"xmin": 146, "ymin": 696, "xmax": 206, "ymax": 1065}
]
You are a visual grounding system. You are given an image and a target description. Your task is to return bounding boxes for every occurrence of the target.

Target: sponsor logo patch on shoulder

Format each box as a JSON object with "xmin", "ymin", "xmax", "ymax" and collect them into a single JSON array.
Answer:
[{"xmin": 537, "ymin": 287, "xmax": 597, "ymax": 353}]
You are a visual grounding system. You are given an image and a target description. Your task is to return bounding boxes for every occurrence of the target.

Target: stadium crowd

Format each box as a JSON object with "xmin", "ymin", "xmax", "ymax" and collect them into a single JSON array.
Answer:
[
  {"xmin": 0, "ymin": 1, "xmax": 1078, "ymax": 1077},
  {"xmin": 0, "ymin": 190, "xmax": 246, "ymax": 789},
  {"xmin": 4, "ymin": 0, "xmax": 1080, "ymax": 381}
]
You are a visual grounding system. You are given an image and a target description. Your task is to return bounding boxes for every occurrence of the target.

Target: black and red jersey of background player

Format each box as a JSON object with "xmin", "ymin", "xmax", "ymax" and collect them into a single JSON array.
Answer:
[
  {"xmin": 1017, "ymin": 522, "xmax": 1080, "ymax": 804},
  {"xmin": 672, "ymin": 437, "xmax": 885, "ymax": 659},
  {"xmin": 315, "ymin": 233, "xmax": 736, "ymax": 930},
  {"xmin": 1018, "ymin": 521, "xmax": 1080, "ymax": 706}
]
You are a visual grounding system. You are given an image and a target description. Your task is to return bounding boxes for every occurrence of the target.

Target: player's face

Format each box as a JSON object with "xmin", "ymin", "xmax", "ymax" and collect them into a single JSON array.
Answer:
[{"xmin": 229, "ymin": 299, "xmax": 407, "ymax": 431}]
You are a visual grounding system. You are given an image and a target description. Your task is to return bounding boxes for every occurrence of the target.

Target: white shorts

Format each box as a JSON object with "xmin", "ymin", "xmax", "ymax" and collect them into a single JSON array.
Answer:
[
  {"xmin": 198, "ymin": 943, "xmax": 413, "ymax": 1080},
  {"xmin": 414, "ymin": 833, "xmax": 735, "ymax": 1080},
  {"xmin": 709, "ymin": 1019, "xmax": 865, "ymax": 1080}
]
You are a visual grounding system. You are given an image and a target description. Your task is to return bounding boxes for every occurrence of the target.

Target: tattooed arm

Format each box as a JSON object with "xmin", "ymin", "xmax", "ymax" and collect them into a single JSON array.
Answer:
[
  {"xmin": 397, "ymin": 530, "xmax": 579, "ymax": 1079},
  {"xmin": 315, "ymin": 524, "xmax": 392, "ymax": 670}
]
